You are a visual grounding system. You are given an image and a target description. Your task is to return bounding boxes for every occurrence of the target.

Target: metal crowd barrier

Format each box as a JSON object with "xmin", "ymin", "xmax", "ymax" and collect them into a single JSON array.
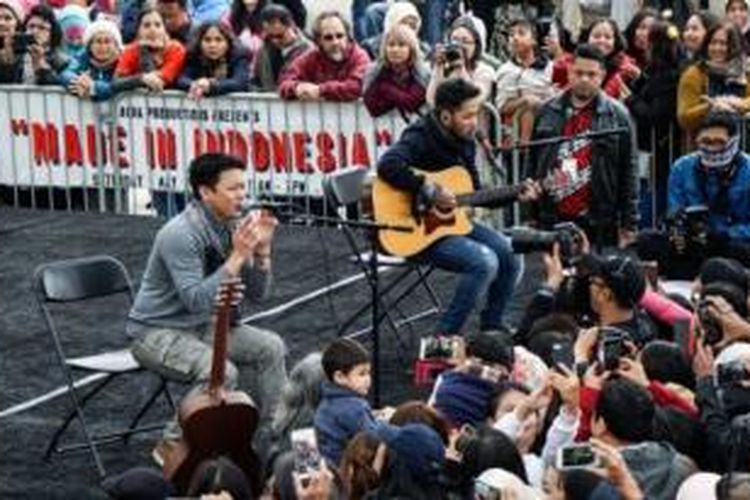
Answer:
[
  {"xmin": 0, "ymin": 84, "xmax": 719, "ymax": 230},
  {"xmin": 0, "ymin": 86, "xmax": 408, "ymax": 219}
]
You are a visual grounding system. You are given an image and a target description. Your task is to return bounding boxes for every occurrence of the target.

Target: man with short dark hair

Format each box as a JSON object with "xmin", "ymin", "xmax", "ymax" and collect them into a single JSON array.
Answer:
[
  {"xmin": 591, "ymin": 379, "xmax": 696, "ymax": 500},
  {"xmin": 157, "ymin": 0, "xmax": 192, "ymax": 44},
  {"xmin": 278, "ymin": 11, "xmax": 370, "ymax": 101},
  {"xmin": 252, "ymin": 3, "xmax": 311, "ymax": 92},
  {"xmin": 526, "ymin": 43, "xmax": 639, "ymax": 250},
  {"xmin": 377, "ymin": 78, "xmax": 539, "ymax": 336},
  {"xmin": 128, "ymin": 153, "xmax": 287, "ymax": 456}
]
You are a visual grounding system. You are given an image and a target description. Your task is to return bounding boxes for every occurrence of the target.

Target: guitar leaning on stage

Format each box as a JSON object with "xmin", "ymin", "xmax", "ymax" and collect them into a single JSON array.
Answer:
[
  {"xmin": 163, "ymin": 279, "xmax": 261, "ymax": 494},
  {"xmin": 372, "ymin": 166, "xmax": 538, "ymax": 258}
]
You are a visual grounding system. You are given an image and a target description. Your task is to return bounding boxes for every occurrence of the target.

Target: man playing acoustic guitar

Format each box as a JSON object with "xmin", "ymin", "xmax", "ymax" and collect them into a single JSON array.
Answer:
[{"xmin": 377, "ymin": 78, "xmax": 541, "ymax": 336}]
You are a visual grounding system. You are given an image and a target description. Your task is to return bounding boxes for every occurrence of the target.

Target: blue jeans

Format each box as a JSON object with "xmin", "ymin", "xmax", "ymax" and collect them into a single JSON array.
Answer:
[
  {"xmin": 352, "ymin": 0, "xmax": 386, "ymax": 41},
  {"xmin": 421, "ymin": 222, "xmax": 520, "ymax": 334}
]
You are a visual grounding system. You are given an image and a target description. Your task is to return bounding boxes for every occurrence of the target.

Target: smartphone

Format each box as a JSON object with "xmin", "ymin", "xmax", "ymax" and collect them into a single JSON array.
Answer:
[
  {"xmin": 597, "ymin": 329, "xmax": 624, "ymax": 371},
  {"xmin": 551, "ymin": 342, "xmax": 574, "ymax": 371},
  {"xmin": 290, "ymin": 428, "xmax": 322, "ymax": 483},
  {"xmin": 474, "ymin": 478, "xmax": 504, "ymax": 500},
  {"xmin": 672, "ymin": 318, "xmax": 692, "ymax": 359},
  {"xmin": 556, "ymin": 443, "xmax": 602, "ymax": 470}
]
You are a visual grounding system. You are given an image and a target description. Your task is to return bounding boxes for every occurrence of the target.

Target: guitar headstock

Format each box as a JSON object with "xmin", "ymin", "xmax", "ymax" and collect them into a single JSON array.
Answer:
[{"xmin": 215, "ymin": 277, "xmax": 245, "ymax": 313}]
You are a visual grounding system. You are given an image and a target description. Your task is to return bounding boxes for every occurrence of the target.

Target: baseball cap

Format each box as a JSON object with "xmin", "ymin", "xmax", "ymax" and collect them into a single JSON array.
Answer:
[
  {"xmin": 371, "ymin": 423, "xmax": 445, "ymax": 478},
  {"xmin": 588, "ymin": 254, "xmax": 646, "ymax": 307}
]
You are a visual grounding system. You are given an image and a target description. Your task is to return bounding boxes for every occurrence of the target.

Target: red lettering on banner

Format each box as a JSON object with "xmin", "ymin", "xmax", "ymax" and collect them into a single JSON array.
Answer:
[
  {"xmin": 375, "ymin": 129, "xmax": 393, "ymax": 147},
  {"xmin": 292, "ymin": 132, "xmax": 312, "ymax": 173},
  {"xmin": 315, "ymin": 132, "xmax": 336, "ymax": 172},
  {"xmin": 86, "ymin": 125, "xmax": 107, "ymax": 166},
  {"xmin": 351, "ymin": 132, "xmax": 370, "ymax": 167},
  {"xmin": 251, "ymin": 131, "xmax": 269, "ymax": 171},
  {"xmin": 63, "ymin": 124, "xmax": 83, "ymax": 166},
  {"xmin": 270, "ymin": 132, "xmax": 291, "ymax": 172},
  {"xmin": 145, "ymin": 127, "xmax": 176, "ymax": 170},
  {"xmin": 226, "ymin": 130, "xmax": 248, "ymax": 164},
  {"xmin": 30, "ymin": 122, "xmax": 60, "ymax": 166},
  {"xmin": 338, "ymin": 133, "xmax": 348, "ymax": 166},
  {"xmin": 116, "ymin": 126, "xmax": 129, "ymax": 168},
  {"xmin": 11, "ymin": 118, "xmax": 28, "ymax": 136}
]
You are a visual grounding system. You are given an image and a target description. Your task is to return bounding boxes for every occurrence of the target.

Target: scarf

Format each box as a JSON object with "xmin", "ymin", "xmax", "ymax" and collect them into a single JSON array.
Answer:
[{"xmin": 698, "ymin": 135, "xmax": 741, "ymax": 171}]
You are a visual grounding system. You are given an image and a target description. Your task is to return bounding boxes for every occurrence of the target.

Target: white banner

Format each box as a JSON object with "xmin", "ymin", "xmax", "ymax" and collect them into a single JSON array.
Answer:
[{"xmin": 0, "ymin": 87, "xmax": 408, "ymax": 198}]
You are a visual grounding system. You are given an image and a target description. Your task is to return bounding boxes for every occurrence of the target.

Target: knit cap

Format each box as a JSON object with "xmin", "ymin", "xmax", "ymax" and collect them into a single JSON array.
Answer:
[{"xmin": 83, "ymin": 18, "xmax": 122, "ymax": 51}]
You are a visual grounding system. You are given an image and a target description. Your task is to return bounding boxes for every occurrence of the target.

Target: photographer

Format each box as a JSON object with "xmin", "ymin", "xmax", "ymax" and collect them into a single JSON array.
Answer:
[
  {"xmin": 426, "ymin": 16, "xmax": 494, "ymax": 106},
  {"xmin": 516, "ymin": 242, "xmax": 656, "ymax": 348},
  {"xmin": 0, "ymin": 2, "xmax": 67, "ymax": 85},
  {"xmin": 667, "ymin": 112, "xmax": 750, "ymax": 270}
]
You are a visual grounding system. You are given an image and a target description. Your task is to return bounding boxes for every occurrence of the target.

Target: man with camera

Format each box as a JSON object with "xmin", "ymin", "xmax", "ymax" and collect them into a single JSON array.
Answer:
[
  {"xmin": 525, "ymin": 44, "xmax": 639, "ymax": 250},
  {"xmin": 516, "ymin": 239, "xmax": 656, "ymax": 348},
  {"xmin": 665, "ymin": 112, "xmax": 750, "ymax": 273}
]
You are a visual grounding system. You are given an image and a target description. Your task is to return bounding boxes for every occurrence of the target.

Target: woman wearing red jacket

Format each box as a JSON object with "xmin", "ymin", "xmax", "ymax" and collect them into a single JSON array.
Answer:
[
  {"xmin": 362, "ymin": 24, "xmax": 430, "ymax": 118},
  {"xmin": 114, "ymin": 8, "xmax": 186, "ymax": 93}
]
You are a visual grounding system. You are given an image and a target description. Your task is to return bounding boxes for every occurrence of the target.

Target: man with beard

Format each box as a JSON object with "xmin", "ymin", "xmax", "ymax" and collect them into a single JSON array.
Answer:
[
  {"xmin": 278, "ymin": 10, "xmax": 370, "ymax": 101},
  {"xmin": 526, "ymin": 43, "xmax": 639, "ymax": 250},
  {"xmin": 377, "ymin": 78, "xmax": 540, "ymax": 337}
]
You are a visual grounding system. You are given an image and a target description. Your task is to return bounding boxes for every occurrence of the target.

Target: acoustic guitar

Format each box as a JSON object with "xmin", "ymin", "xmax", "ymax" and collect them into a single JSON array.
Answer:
[
  {"xmin": 164, "ymin": 279, "xmax": 261, "ymax": 494},
  {"xmin": 372, "ymin": 166, "xmax": 531, "ymax": 258}
]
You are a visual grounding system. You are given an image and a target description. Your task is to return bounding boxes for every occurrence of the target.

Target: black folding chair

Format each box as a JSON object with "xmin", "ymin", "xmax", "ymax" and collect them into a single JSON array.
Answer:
[
  {"xmin": 322, "ymin": 168, "xmax": 441, "ymax": 353},
  {"xmin": 33, "ymin": 255, "xmax": 175, "ymax": 477}
]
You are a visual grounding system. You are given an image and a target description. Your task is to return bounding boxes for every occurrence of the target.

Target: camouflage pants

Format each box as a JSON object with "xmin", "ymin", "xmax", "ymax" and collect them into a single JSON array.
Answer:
[{"xmin": 131, "ymin": 323, "xmax": 288, "ymax": 452}]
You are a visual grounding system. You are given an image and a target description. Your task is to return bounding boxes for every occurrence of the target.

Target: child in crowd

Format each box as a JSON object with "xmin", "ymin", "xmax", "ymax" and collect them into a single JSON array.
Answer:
[
  {"xmin": 61, "ymin": 18, "xmax": 122, "ymax": 100},
  {"xmin": 314, "ymin": 338, "xmax": 391, "ymax": 466}
]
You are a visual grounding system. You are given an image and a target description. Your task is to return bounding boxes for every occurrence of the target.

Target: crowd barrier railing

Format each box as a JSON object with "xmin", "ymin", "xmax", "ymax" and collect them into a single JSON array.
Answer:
[{"xmin": 0, "ymin": 86, "xmax": 409, "ymax": 218}]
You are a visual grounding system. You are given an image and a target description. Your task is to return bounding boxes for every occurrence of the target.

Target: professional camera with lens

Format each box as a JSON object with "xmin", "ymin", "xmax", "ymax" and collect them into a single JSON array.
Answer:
[
  {"xmin": 667, "ymin": 205, "xmax": 710, "ymax": 253},
  {"xmin": 506, "ymin": 222, "xmax": 585, "ymax": 267}
]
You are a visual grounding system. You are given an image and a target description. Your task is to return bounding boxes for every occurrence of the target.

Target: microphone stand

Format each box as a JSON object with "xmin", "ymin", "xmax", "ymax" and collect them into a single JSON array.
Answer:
[
  {"xmin": 483, "ymin": 126, "xmax": 630, "ymax": 252},
  {"xmin": 280, "ymin": 208, "xmax": 412, "ymax": 407}
]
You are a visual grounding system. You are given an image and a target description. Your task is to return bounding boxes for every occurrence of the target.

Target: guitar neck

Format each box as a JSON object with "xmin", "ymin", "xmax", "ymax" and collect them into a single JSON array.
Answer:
[
  {"xmin": 456, "ymin": 184, "xmax": 523, "ymax": 208},
  {"xmin": 209, "ymin": 307, "xmax": 230, "ymax": 395}
]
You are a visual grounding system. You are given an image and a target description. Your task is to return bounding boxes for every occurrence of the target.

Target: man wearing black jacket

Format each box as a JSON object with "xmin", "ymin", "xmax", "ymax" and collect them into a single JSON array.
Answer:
[
  {"xmin": 526, "ymin": 44, "xmax": 639, "ymax": 249},
  {"xmin": 377, "ymin": 78, "xmax": 538, "ymax": 336}
]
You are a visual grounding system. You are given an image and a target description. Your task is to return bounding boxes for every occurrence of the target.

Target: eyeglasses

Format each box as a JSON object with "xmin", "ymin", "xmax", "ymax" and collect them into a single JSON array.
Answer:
[
  {"xmin": 322, "ymin": 32, "xmax": 346, "ymax": 41},
  {"xmin": 696, "ymin": 137, "xmax": 729, "ymax": 149}
]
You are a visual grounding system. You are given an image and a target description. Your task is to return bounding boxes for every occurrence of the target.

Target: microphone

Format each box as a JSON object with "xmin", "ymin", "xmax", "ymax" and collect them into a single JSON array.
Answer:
[{"xmin": 239, "ymin": 199, "xmax": 294, "ymax": 214}]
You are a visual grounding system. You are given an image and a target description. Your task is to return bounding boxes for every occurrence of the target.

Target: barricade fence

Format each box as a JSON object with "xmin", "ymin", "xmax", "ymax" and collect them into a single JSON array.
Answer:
[
  {"xmin": 0, "ymin": 86, "xmax": 415, "ymax": 219},
  {"xmin": 0, "ymin": 85, "xmax": 718, "ymax": 230}
]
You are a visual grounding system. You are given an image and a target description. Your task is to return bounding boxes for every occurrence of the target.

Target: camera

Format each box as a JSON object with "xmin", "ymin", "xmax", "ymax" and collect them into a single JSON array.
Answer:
[
  {"xmin": 0, "ymin": 33, "xmax": 35, "ymax": 53},
  {"xmin": 419, "ymin": 335, "xmax": 462, "ymax": 360},
  {"xmin": 698, "ymin": 298, "xmax": 723, "ymax": 346},
  {"xmin": 716, "ymin": 361, "xmax": 749, "ymax": 387},
  {"xmin": 506, "ymin": 222, "xmax": 585, "ymax": 267},
  {"xmin": 291, "ymin": 428, "xmax": 322, "ymax": 482},
  {"xmin": 551, "ymin": 342, "xmax": 574, "ymax": 371},
  {"xmin": 668, "ymin": 205, "xmax": 710, "ymax": 253},
  {"xmin": 597, "ymin": 327, "xmax": 625, "ymax": 371},
  {"xmin": 442, "ymin": 42, "xmax": 463, "ymax": 63},
  {"xmin": 556, "ymin": 443, "xmax": 602, "ymax": 470}
]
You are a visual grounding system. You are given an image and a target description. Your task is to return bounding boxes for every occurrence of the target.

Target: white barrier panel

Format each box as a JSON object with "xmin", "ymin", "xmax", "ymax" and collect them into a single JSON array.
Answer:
[
  {"xmin": 0, "ymin": 87, "xmax": 111, "ymax": 190},
  {"xmin": 0, "ymin": 87, "xmax": 407, "ymax": 206}
]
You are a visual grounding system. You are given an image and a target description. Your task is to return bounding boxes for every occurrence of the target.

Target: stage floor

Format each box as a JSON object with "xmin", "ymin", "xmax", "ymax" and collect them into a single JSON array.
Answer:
[{"xmin": 0, "ymin": 206, "xmax": 540, "ymax": 498}]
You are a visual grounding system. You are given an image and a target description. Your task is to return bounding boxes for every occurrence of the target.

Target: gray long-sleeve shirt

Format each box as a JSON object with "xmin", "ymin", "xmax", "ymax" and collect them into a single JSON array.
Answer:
[{"xmin": 127, "ymin": 202, "xmax": 271, "ymax": 336}]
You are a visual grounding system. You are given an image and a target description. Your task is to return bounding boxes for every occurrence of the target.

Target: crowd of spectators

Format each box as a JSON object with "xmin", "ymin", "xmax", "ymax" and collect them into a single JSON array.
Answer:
[{"xmin": 10, "ymin": 1, "xmax": 750, "ymax": 499}]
